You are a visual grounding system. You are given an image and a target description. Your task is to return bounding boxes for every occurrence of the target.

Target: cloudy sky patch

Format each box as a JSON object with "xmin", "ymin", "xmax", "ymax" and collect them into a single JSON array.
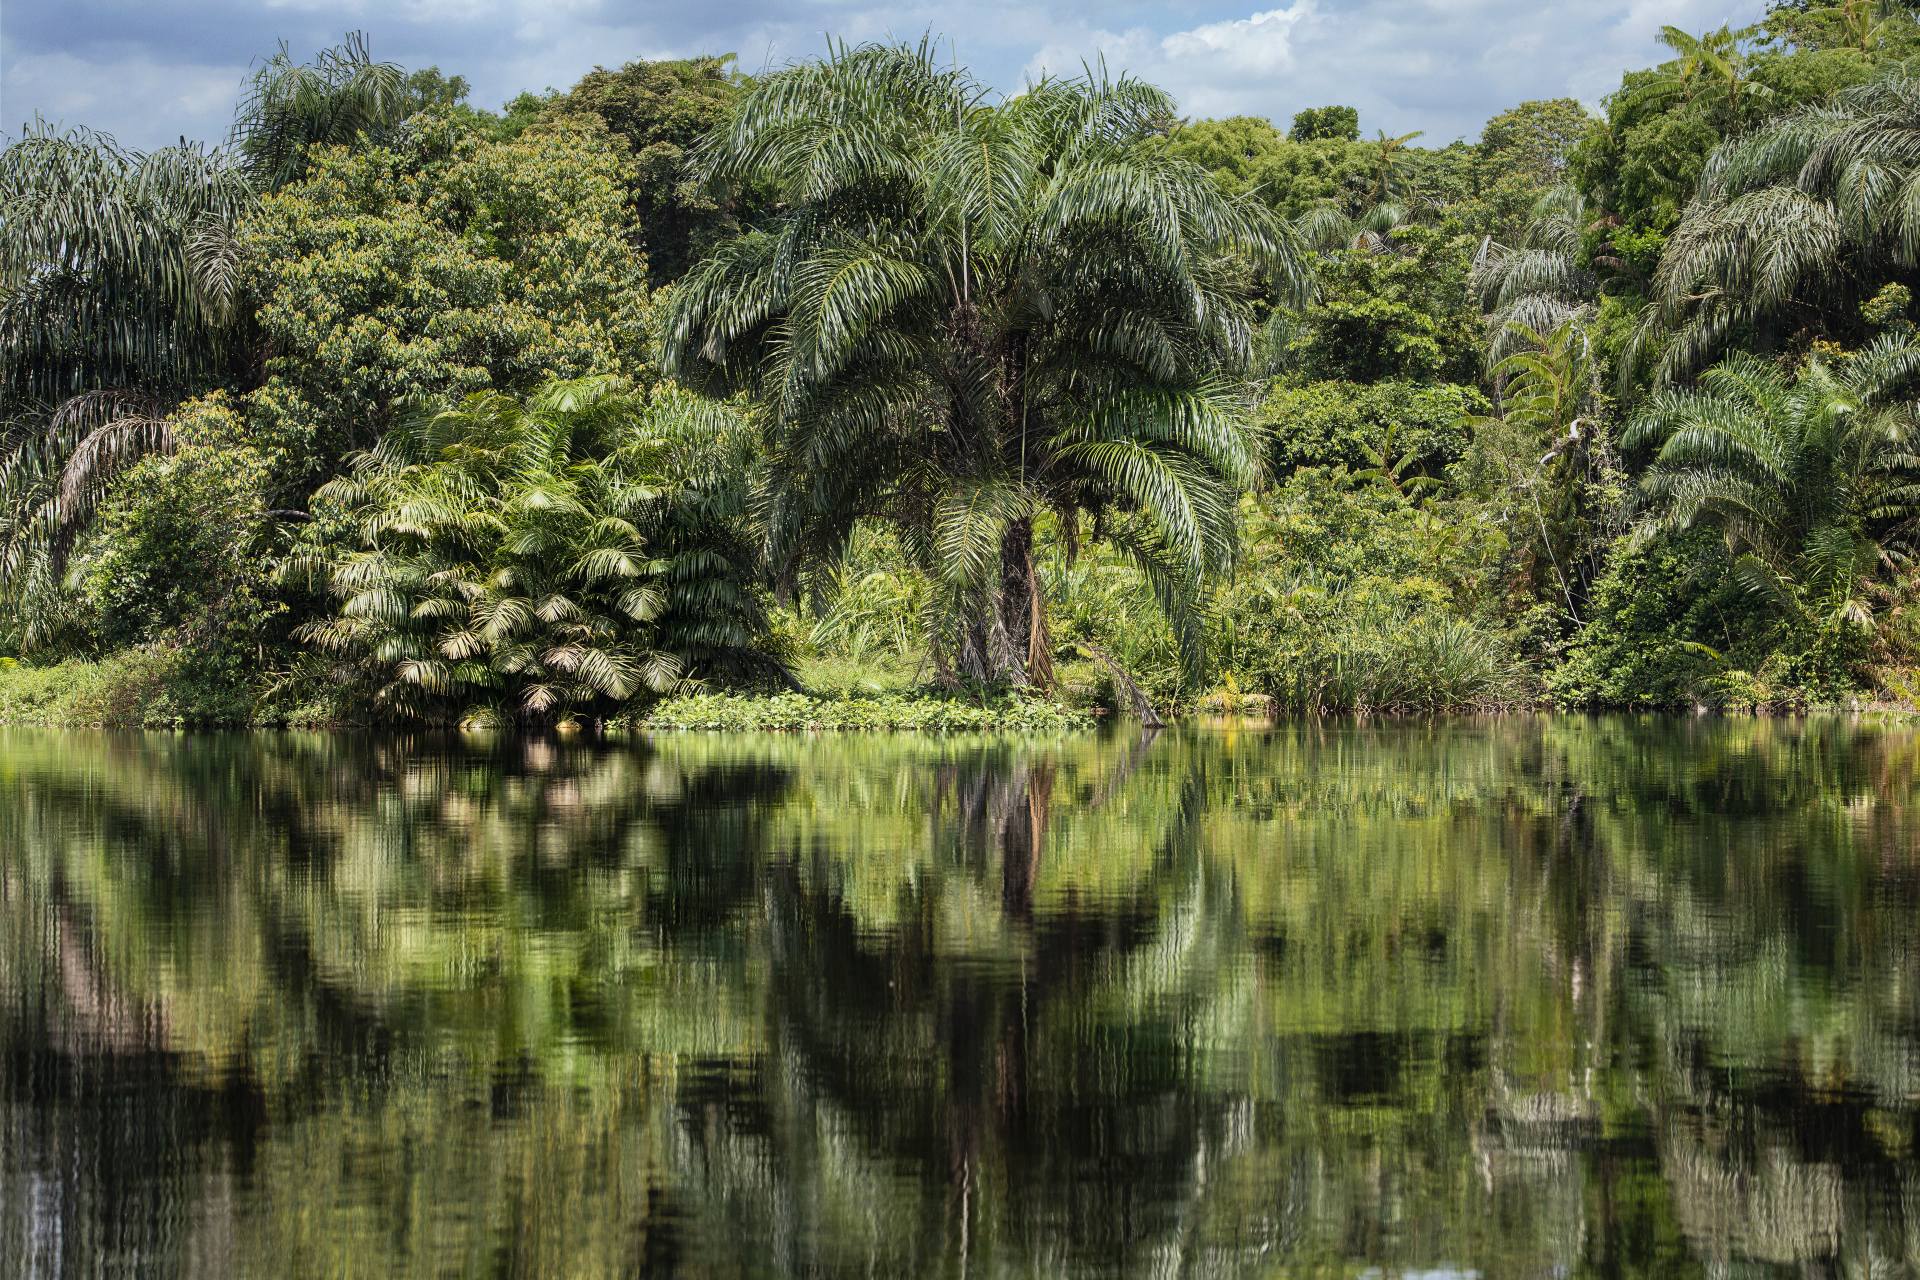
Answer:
[{"xmin": 3, "ymin": 0, "xmax": 1755, "ymax": 150}]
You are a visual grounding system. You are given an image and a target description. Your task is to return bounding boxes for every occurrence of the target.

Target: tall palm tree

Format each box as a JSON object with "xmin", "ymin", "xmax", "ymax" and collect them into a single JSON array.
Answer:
[
  {"xmin": 1639, "ymin": 68, "xmax": 1920, "ymax": 383},
  {"xmin": 664, "ymin": 42, "xmax": 1304, "ymax": 689},
  {"xmin": 1368, "ymin": 129, "xmax": 1425, "ymax": 203},
  {"xmin": 1470, "ymin": 319, "xmax": 1618, "ymax": 621},
  {"xmin": 1627, "ymin": 24, "xmax": 1772, "ymax": 116},
  {"xmin": 1784, "ymin": 0, "xmax": 1903, "ymax": 53},
  {"xmin": 1472, "ymin": 186, "xmax": 1600, "ymax": 365},
  {"xmin": 0, "ymin": 37, "xmax": 428, "ymax": 649},
  {"xmin": 1622, "ymin": 336, "xmax": 1920, "ymax": 636},
  {"xmin": 231, "ymin": 32, "xmax": 409, "ymax": 191},
  {"xmin": 0, "ymin": 122, "xmax": 253, "ymax": 644},
  {"xmin": 1296, "ymin": 199, "xmax": 1417, "ymax": 256}
]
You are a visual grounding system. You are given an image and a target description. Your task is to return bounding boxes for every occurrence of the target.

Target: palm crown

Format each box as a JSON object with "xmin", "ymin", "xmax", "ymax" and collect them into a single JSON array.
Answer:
[
  {"xmin": 0, "ymin": 123, "xmax": 252, "ymax": 631},
  {"xmin": 665, "ymin": 41, "xmax": 1305, "ymax": 688},
  {"xmin": 1623, "ymin": 336, "xmax": 1920, "ymax": 635},
  {"xmin": 1646, "ymin": 69, "xmax": 1920, "ymax": 382}
]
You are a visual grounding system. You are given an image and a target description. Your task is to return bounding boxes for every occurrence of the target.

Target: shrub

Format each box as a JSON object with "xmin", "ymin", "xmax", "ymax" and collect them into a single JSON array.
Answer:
[
  {"xmin": 784, "ymin": 524, "xmax": 929, "ymax": 687},
  {"xmin": 0, "ymin": 649, "xmax": 232, "ymax": 727},
  {"xmin": 71, "ymin": 395, "xmax": 284, "ymax": 654},
  {"xmin": 1548, "ymin": 536, "xmax": 1777, "ymax": 708},
  {"xmin": 1212, "ymin": 470, "xmax": 1522, "ymax": 713},
  {"xmin": 1272, "ymin": 227, "xmax": 1482, "ymax": 384},
  {"xmin": 1259, "ymin": 379, "xmax": 1484, "ymax": 476},
  {"xmin": 300, "ymin": 377, "xmax": 776, "ymax": 725}
]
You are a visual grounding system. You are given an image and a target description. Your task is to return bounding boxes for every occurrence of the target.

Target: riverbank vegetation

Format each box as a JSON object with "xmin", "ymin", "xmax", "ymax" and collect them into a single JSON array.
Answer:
[{"xmin": 8, "ymin": 5, "xmax": 1920, "ymax": 725}]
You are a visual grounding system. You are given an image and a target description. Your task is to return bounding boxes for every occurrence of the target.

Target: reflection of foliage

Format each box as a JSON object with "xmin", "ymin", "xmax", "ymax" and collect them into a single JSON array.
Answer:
[
  {"xmin": 638, "ymin": 690, "xmax": 1089, "ymax": 731},
  {"xmin": 3, "ymin": 718, "xmax": 1920, "ymax": 1274}
]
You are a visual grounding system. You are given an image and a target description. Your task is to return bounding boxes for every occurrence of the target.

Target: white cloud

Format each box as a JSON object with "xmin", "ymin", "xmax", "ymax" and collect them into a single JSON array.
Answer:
[
  {"xmin": 1026, "ymin": 4, "xmax": 1311, "ymax": 111},
  {"xmin": 1161, "ymin": 4, "xmax": 1312, "ymax": 76},
  {"xmin": 4, "ymin": 0, "xmax": 1765, "ymax": 150},
  {"xmin": 1025, "ymin": 0, "xmax": 1748, "ymax": 140}
]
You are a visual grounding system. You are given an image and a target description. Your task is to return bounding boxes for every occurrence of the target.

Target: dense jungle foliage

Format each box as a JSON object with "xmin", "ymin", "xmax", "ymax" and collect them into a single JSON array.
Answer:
[{"xmin": 10, "ymin": 4, "xmax": 1920, "ymax": 724}]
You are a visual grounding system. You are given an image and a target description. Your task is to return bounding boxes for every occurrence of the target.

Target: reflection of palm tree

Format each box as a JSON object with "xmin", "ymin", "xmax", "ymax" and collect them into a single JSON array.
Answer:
[
  {"xmin": 9, "ymin": 721, "xmax": 1920, "ymax": 1272},
  {"xmin": 694, "ymin": 732, "xmax": 1277, "ymax": 1272}
]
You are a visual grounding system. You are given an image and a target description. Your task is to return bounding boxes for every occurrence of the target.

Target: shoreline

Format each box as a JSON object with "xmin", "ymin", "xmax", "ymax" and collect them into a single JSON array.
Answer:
[
  {"xmin": 4, "ymin": 660, "xmax": 1914, "ymax": 732},
  {"xmin": 6, "ymin": 650, "xmax": 1915, "ymax": 733}
]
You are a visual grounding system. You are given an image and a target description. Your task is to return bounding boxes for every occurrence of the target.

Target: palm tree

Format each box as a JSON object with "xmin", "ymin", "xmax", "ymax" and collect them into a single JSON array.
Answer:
[
  {"xmin": 1627, "ymin": 24, "xmax": 1772, "ymax": 117},
  {"xmin": 1469, "ymin": 319, "xmax": 1618, "ymax": 622},
  {"xmin": 664, "ymin": 42, "xmax": 1304, "ymax": 690},
  {"xmin": 1639, "ymin": 68, "xmax": 1920, "ymax": 382},
  {"xmin": 1622, "ymin": 336, "xmax": 1920, "ymax": 638},
  {"xmin": 231, "ymin": 31, "xmax": 409, "ymax": 191},
  {"xmin": 1472, "ymin": 186, "xmax": 1600, "ymax": 365},
  {"xmin": 0, "ymin": 36, "xmax": 419, "ymax": 647},
  {"xmin": 1783, "ymin": 0, "xmax": 1903, "ymax": 53},
  {"xmin": 302, "ymin": 377, "xmax": 765, "ymax": 723},
  {"xmin": 0, "ymin": 122, "xmax": 253, "ymax": 645},
  {"xmin": 1296, "ymin": 199, "xmax": 1417, "ymax": 255},
  {"xmin": 1355, "ymin": 420, "xmax": 1445, "ymax": 500},
  {"xmin": 1369, "ymin": 129, "xmax": 1425, "ymax": 203}
]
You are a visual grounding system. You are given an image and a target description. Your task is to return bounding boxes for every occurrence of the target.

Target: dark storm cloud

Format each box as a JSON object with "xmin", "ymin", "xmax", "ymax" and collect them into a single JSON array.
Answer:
[{"xmin": 4, "ymin": 0, "xmax": 1763, "ymax": 152}]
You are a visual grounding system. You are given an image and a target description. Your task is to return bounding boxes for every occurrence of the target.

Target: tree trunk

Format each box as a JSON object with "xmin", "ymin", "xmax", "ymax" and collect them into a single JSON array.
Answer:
[
  {"xmin": 950, "ymin": 517, "xmax": 1053, "ymax": 689},
  {"xmin": 999, "ymin": 760, "xmax": 1054, "ymax": 920}
]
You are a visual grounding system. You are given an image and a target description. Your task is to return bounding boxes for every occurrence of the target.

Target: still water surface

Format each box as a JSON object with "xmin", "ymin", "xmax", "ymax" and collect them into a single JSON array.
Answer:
[{"xmin": 2, "ymin": 719, "xmax": 1918, "ymax": 1276}]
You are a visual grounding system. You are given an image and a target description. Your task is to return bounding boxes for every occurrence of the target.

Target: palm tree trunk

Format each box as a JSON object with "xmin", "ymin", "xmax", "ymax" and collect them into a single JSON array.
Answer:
[{"xmin": 951, "ymin": 517, "xmax": 1054, "ymax": 688}]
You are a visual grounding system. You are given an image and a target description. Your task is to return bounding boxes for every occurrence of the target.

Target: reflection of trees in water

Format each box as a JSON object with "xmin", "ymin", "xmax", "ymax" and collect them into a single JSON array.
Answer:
[
  {"xmin": 0, "ymin": 730, "xmax": 782, "ymax": 1275},
  {"xmin": 694, "ymin": 733, "xmax": 1260, "ymax": 1275},
  {"xmin": 1, "ymin": 718, "xmax": 1919, "ymax": 1275},
  {"xmin": 1539, "ymin": 715, "xmax": 1920, "ymax": 1275}
]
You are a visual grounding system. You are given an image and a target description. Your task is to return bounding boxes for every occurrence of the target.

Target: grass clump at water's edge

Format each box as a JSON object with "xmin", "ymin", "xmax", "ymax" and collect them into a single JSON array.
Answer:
[
  {"xmin": 628, "ymin": 690, "xmax": 1095, "ymax": 733},
  {"xmin": 0, "ymin": 650, "xmax": 353, "ymax": 728},
  {"xmin": 0, "ymin": 650, "xmax": 243, "ymax": 728}
]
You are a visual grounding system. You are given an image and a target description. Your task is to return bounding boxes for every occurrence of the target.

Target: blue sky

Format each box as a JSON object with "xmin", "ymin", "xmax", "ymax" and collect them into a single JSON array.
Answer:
[{"xmin": 4, "ymin": 0, "xmax": 1755, "ymax": 151}]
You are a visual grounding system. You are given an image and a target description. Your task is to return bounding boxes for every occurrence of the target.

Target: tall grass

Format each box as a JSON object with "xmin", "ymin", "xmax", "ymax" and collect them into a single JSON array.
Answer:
[{"xmin": 1247, "ymin": 613, "xmax": 1524, "ymax": 716}]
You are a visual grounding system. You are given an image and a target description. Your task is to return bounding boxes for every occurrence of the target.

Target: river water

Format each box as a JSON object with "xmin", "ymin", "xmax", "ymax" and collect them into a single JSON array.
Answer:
[{"xmin": 1, "ymin": 718, "xmax": 1916, "ymax": 1276}]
